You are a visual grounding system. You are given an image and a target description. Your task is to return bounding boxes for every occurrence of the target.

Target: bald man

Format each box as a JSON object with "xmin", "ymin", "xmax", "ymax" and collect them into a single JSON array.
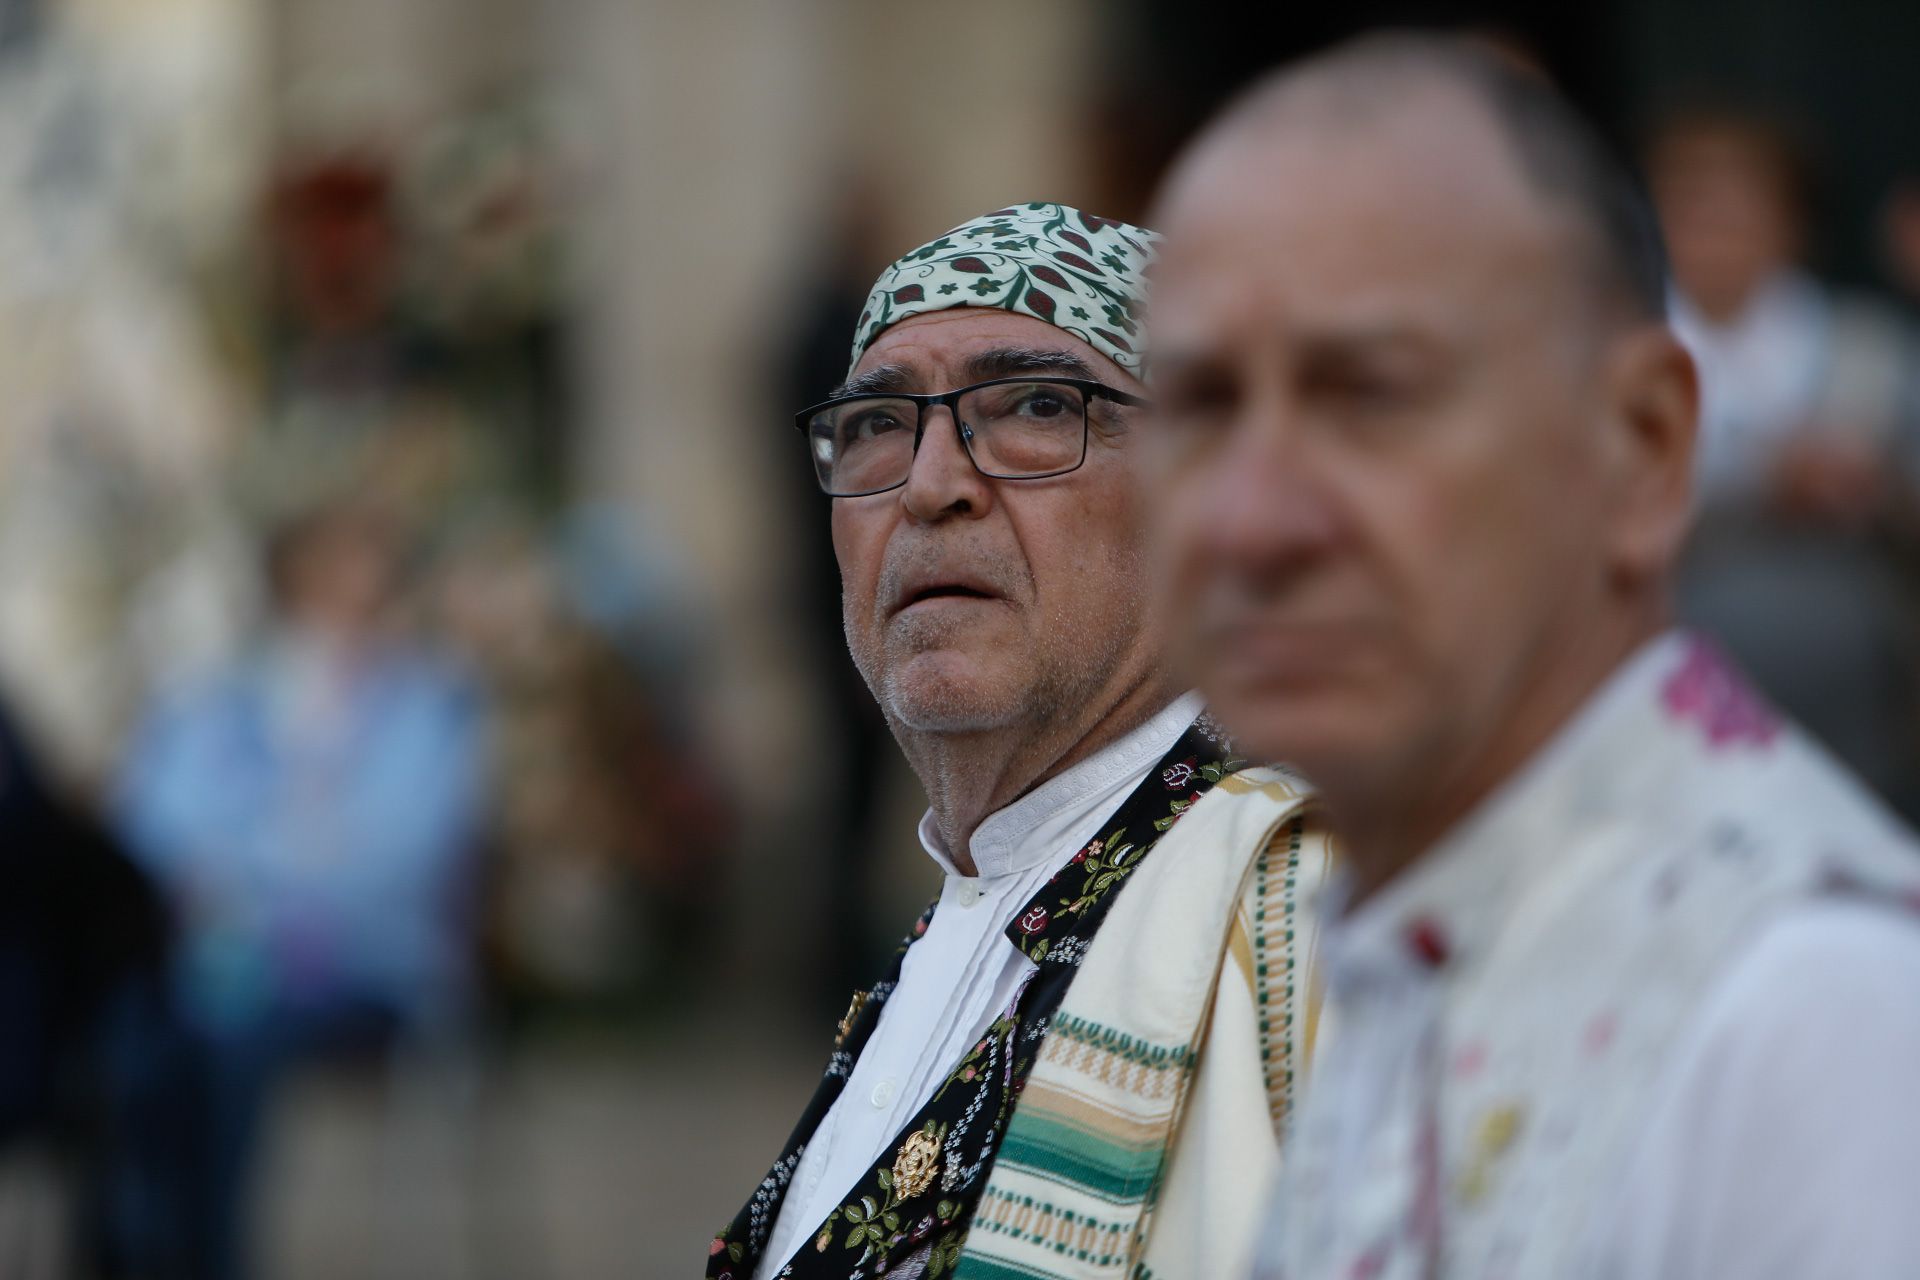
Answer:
[{"xmin": 1147, "ymin": 34, "xmax": 1920, "ymax": 1279}]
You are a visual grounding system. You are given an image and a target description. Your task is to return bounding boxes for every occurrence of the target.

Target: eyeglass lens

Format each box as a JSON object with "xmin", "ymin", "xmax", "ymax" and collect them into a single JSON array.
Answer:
[{"xmin": 807, "ymin": 381, "xmax": 1089, "ymax": 495}]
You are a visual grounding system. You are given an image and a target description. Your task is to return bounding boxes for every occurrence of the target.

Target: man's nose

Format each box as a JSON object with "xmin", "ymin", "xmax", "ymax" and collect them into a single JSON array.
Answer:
[
  {"xmin": 1182, "ymin": 404, "xmax": 1342, "ymax": 574},
  {"xmin": 900, "ymin": 404, "xmax": 993, "ymax": 523}
]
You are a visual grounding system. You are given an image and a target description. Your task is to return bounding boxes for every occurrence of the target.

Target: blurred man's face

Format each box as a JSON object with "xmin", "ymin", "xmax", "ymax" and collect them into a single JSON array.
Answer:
[
  {"xmin": 279, "ymin": 507, "xmax": 399, "ymax": 640},
  {"xmin": 833, "ymin": 310, "xmax": 1157, "ymax": 737},
  {"xmin": 1148, "ymin": 89, "xmax": 1635, "ymax": 792},
  {"xmin": 1649, "ymin": 125, "xmax": 1799, "ymax": 322}
]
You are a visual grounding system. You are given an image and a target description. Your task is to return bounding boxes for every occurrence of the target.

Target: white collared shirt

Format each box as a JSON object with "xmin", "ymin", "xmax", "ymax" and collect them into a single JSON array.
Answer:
[
  {"xmin": 755, "ymin": 692, "xmax": 1203, "ymax": 1277},
  {"xmin": 1262, "ymin": 635, "xmax": 1920, "ymax": 1277}
]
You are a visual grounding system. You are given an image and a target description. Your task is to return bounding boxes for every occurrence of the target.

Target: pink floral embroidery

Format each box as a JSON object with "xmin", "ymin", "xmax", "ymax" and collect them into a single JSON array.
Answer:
[{"xmin": 1660, "ymin": 636, "xmax": 1780, "ymax": 748}]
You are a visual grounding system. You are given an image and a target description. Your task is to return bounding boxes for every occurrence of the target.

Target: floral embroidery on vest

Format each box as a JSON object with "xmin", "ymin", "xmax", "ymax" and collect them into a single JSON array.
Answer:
[{"xmin": 705, "ymin": 722, "xmax": 1245, "ymax": 1279}]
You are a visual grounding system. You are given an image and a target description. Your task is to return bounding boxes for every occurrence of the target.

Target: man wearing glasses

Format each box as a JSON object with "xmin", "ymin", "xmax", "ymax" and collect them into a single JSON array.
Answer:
[{"xmin": 707, "ymin": 203, "xmax": 1332, "ymax": 1280}]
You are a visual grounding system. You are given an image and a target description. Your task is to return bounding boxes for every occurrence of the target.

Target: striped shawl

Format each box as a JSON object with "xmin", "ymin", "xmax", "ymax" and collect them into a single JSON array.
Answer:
[{"xmin": 957, "ymin": 767, "xmax": 1334, "ymax": 1278}]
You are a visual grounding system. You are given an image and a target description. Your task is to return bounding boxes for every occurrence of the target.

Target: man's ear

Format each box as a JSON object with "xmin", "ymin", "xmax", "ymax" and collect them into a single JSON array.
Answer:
[{"xmin": 1599, "ymin": 325, "xmax": 1698, "ymax": 588}]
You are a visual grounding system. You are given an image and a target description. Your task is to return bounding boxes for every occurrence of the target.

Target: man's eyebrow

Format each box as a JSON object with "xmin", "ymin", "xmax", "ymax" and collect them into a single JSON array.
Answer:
[
  {"xmin": 830, "ymin": 363, "xmax": 916, "ymax": 398},
  {"xmin": 965, "ymin": 347, "xmax": 1097, "ymax": 383},
  {"xmin": 1291, "ymin": 326, "xmax": 1456, "ymax": 376}
]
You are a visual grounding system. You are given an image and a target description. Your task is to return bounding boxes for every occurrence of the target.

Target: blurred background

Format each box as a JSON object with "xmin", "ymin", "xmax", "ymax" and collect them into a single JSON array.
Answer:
[{"xmin": 3, "ymin": 0, "xmax": 1920, "ymax": 1276}]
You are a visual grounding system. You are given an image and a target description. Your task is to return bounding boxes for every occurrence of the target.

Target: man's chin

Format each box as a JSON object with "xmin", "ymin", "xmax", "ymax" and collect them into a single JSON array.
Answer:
[{"xmin": 880, "ymin": 653, "xmax": 1022, "ymax": 734}]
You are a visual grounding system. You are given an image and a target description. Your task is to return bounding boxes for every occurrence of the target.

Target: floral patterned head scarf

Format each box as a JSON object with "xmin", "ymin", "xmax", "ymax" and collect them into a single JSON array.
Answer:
[{"xmin": 848, "ymin": 201, "xmax": 1158, "ymax": 377}]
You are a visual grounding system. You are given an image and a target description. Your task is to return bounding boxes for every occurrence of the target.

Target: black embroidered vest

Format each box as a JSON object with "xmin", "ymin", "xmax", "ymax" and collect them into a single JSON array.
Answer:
[{"xmin": 706, "ymin": 719, "xmax": 1243, "ymax": 1279}]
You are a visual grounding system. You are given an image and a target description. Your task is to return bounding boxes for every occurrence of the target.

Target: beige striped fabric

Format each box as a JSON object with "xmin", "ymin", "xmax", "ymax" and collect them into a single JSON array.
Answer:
[{"xmin": 957, "ymin": 768, "xmax": 1334, "ymax": 1279}]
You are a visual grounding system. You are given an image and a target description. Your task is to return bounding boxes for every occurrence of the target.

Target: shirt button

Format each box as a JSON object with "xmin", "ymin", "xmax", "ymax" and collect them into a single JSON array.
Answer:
[
  {"xmin": 954, "ymin": 881, "xmax": 983, "ymax": 907},
  {"xmin": 870, "ymin": 1079, "xmax": 895, "ymax": 1108}
]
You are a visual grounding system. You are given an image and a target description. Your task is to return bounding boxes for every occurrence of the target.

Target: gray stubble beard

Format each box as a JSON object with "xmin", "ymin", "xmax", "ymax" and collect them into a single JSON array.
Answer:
[{"xmin": 843, "ymin": 538, "xmax": 1154, "ymax": 744}]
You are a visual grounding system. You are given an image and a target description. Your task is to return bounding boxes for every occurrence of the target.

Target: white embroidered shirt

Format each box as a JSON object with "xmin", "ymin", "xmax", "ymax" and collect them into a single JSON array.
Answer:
[
  {"xmin": 755, "ymin": 692, "xmax": 1203, "ymax": 1277},
  {"xmin": 1258, "ymin": 633, "xmax": 1920, "ymax": 1278}
]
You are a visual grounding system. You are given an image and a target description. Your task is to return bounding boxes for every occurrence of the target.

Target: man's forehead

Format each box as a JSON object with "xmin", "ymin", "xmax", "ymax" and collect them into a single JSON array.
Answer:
[
  {"xmin": 850, "ymin": 309, "xmax": 1131, "ymax": 389},
  {"xmin": 1178, "ymin": 95, "xmax": 1541, "ymax": 244},
  {"xmin": 1152, "ymin": 91, "xmax": 1565, "ymax": 342},
  {"xmin": 1149, "ymin": 284, "xmax": 1463, "ymax": 383}
]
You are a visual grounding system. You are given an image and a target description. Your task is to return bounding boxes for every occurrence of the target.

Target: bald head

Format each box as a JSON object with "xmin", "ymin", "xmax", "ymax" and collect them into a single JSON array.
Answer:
[
  {"xmin": 1144, "ymin": 30, "xmax": 1698, "ymax": 886},
  {"xmin": 1193, "ymin": 32, "xmax": 1668, "ymax": 327}
]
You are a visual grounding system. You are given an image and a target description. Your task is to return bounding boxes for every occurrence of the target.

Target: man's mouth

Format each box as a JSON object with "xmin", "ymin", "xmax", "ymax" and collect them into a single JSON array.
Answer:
[{"xmin": 894, "ymin": 580, "xmax": 1001, "ymax": 614}]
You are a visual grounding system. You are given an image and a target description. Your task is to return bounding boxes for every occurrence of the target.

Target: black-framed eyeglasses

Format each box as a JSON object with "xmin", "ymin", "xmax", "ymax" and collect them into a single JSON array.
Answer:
[{"xmin": 793, "ymin": 376, "xmax": 1151, "ymax": 498}]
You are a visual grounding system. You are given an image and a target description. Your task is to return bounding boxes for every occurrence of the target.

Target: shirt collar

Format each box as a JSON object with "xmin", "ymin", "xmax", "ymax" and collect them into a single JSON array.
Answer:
[
  {"xmin": 1325, "ymin": 631, "xmax": 1695, "ymax": 990},
  {"xmin": 918, "ymin": 691, "xmax": 1205, "ymax": 881}
]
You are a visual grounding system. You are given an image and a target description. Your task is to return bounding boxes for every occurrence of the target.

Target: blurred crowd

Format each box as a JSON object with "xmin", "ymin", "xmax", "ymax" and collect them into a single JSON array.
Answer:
[
  {"xmin": 4, "ymin": 2, "xmax": 1920, "ymax": 1278},
  {"xmin": 1655, "ymin": 104, "xmax": 1920, "ymax": 820},
  {"xmin": 0, "ymin": 6, "xmax": 726, "ymax": 1276}
]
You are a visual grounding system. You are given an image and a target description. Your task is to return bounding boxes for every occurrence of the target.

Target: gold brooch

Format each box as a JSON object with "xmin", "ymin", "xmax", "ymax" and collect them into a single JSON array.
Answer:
[
  {"xmin": 836, "ymin": 990, "xmax": 871, "ymax": 1046},
  {"xmin": 891, "ymin": 1123, "xmax": 943, "ymax": 1199}
]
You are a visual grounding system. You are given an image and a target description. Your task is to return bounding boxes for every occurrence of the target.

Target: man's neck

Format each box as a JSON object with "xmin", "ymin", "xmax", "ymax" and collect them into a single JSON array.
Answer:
[
  {"xmin": 1331, "ymin": 609, "xmax": 1665, "ymax": 908},
  {"xmin": 901, "ymin": 669, "xmax": 1180, "ymax": 876}
]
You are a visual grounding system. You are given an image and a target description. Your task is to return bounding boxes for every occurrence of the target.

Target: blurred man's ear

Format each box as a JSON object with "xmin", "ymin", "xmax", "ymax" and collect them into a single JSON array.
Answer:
[{"xmin": 1599, "ymin": 326, "xmax": 1698, "ymax": 590}]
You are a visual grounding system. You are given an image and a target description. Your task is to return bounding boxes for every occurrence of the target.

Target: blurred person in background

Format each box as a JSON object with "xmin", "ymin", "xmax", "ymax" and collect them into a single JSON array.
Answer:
[
  {"xmin": 265, "ymin": 127, "xmax": 726, "ymax": 1018},
  {"xmin": 710, "ymin": 204, "xmax": 1333, "ymax": 1280},
  {"xmin": 1650, "ymin": 105, "xmax": 1920, "ymax": 819},
  {"xmin": 0, "ymin": 698, "xmax": 190, "ymax": 1280},
  {"xmin": 1146, "ymin": 32, "xmax": 1920, "ymax": 1278},
  {"xmin": 114, "ymin": 486, "xmax": 488, "ymax": 1280}
]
